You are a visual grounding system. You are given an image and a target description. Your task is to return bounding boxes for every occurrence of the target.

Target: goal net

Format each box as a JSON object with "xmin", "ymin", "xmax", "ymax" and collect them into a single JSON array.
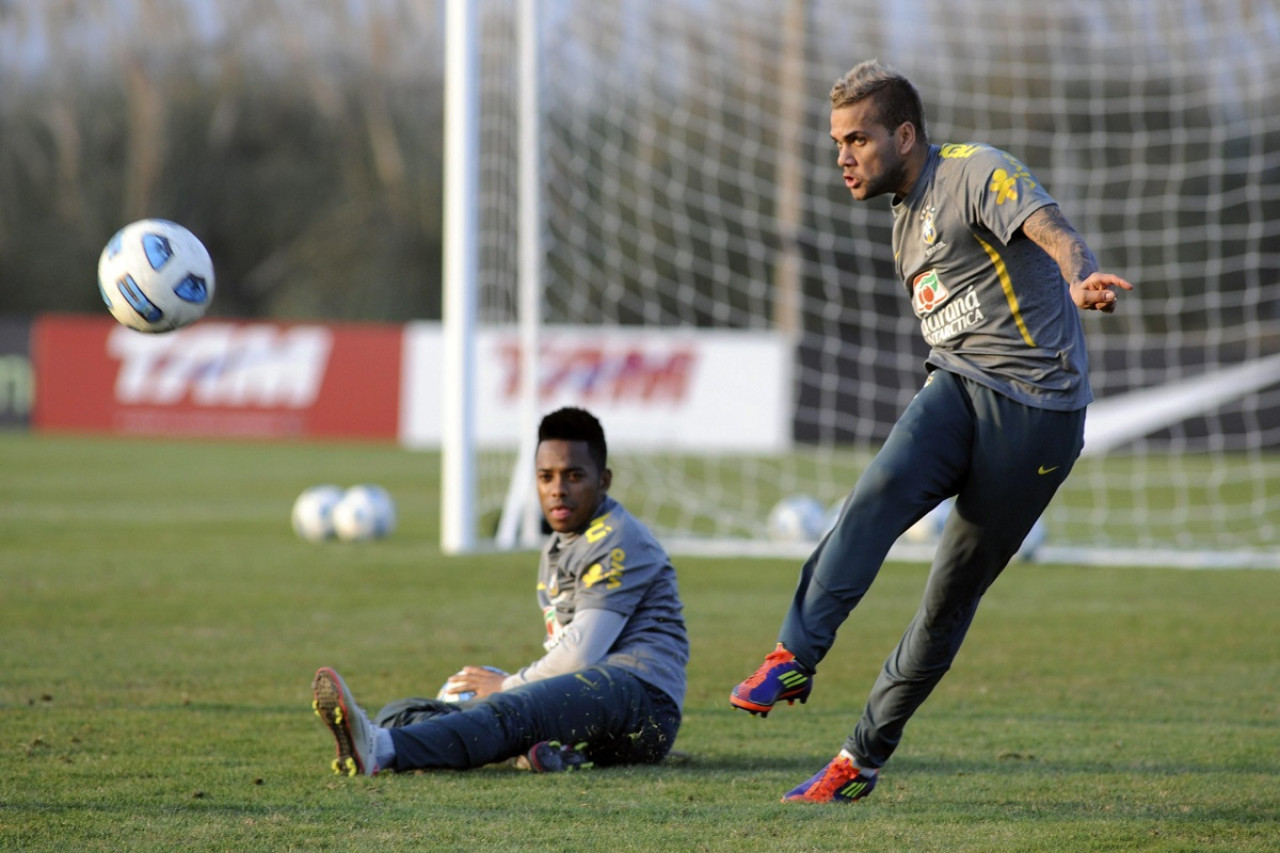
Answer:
[{"xmin": 461, "ymin": 0, "xmax": 1280, "ymax": 567}]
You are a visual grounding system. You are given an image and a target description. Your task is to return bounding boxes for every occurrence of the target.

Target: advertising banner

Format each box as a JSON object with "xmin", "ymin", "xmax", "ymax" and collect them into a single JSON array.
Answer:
[
  {"xmin": 401, "ymin": 324, "xmax": 793, "ymax": 451},
  {"xmin": 33, "ymin": 315, "xmax": 401, "ymax": 440},
  {"xmin": 0, "ymin": 317, "xmax": 34, "ymax": 430}
]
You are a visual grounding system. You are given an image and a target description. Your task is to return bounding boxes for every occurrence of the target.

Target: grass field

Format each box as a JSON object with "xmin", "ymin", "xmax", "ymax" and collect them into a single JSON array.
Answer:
[{"xmin": 2, "ymin": 433, "xmax": 1278, "ymax": 852}]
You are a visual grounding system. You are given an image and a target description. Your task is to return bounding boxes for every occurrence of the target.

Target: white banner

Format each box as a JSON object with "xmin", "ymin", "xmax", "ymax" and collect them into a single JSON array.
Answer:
[{"xmin": 400, "ymin": 324, "xmax": 793, "ymax": 451}]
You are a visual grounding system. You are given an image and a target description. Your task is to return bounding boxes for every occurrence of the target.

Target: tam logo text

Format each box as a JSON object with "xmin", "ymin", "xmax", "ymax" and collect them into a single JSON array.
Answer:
[
  {"xmin": 108, "ymin": 324, "xmax": 333, "ymax": 407},
  {"xmin": 497, "ymin": 342, "xmax": 695, "ymax": 402}
]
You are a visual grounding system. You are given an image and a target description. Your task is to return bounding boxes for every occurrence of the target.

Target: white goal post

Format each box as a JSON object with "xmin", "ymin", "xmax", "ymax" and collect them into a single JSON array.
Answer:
[{"xmin": 444, "ymin": 0, "xmax": 1280, "ymax": 568}]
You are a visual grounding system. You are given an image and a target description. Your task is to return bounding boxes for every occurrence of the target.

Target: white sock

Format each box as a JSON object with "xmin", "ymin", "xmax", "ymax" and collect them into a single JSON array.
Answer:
[
  {"xmin": 840, "ymin": 748, "xmax": 878, "ymax": 776},
  {"xmin": 374, "ymin": 727, "xmax": 396, "ymax": 769}
]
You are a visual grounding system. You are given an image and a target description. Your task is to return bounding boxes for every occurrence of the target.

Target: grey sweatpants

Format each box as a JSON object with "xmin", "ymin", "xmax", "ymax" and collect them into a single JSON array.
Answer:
[{"xmin": 778, "ymin": 368, "xmax": 1086, "ymax": 768}]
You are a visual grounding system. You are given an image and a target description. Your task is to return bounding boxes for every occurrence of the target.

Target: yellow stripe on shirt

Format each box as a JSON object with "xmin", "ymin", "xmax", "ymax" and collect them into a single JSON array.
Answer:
[{"xmin": 973, "ymin": 232, "xmax": 1036, "ymax": 347}]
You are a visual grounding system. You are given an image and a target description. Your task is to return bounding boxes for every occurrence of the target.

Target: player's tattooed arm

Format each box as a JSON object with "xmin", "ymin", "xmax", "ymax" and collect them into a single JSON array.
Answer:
[
  {"xmin": 1021, "ymin": 204, "xmax": 1134, "ymax": 313},
  {"xmin": 1021, "ymin": 204, "xmax": 1097, "ymax": 283}
]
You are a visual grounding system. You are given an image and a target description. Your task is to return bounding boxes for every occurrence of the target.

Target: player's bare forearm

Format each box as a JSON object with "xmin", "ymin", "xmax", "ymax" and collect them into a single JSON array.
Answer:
[
  {"xmin": 1022, "ymin": 204, "xmax": 1097, "ymax": 283},
  {"xmin": 1022, "ymin": 204, "xmax": 1134, "ymax": 312}
]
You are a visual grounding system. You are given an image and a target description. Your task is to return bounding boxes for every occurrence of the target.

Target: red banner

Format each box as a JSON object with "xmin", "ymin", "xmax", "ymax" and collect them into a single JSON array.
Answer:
[{"xmin": 33, "ymin": 314, "xmax": 401, "ymax": 440}]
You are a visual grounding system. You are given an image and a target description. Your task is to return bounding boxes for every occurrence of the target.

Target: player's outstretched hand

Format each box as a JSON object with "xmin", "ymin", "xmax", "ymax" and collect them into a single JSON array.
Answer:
[{"xmin": 1072, "ymin": 272, "xmax": 1134, "ymax": 313}]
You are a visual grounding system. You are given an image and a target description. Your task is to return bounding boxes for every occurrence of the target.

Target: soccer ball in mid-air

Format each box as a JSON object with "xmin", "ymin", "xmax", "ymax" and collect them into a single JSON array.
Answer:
[
  {"xmin": 98, "ymin": 218, "xmax": 214, "ymax": 333},
  {"xmin": 291, "ymin": 485, "xmax": 346, "ymax": 542},
  {"xmin": 767, "ymin": 495, "xmax": 827, "ymax": 542},
  {"xmin": 331, "ymin": 484, "xmax": 397, "ymax": 542},
  {"xmin": 435, "ymin": 666, "xmax": 509, "ymax": 703}
]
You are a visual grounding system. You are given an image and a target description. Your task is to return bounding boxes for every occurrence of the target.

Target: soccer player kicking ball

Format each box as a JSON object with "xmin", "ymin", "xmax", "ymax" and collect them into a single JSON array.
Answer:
[
  {"xmin": 313, "ymin": 407, "xmax": 688, "ymax": 776},
  {"xmin": 730, "ymin": 60, "xmax": 1133, "ymax": 804}
]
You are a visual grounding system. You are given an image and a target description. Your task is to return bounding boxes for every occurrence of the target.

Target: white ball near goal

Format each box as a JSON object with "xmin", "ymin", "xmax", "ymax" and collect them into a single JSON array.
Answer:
[
  {"xmin": 901, "ymin": 499, "xmax": 953, "ymax": 545},
  {"xmin": 1017, "ymin": 517, "xmax": 1048, "ymax": 561},
  {"xmin": 291, "ymin": 485, "xmax": 346, "ymax": 542},
  {"xmin": 332, "ymin": 484, "xmax": 397, "ymax": 542},
  {"xmin": 767, "ymin": 495, "xmax": 827, "ymax": 542},
  {"xmin": 97, "ymin": 219, "xmax": 214, "ymax": 333},
  {"xmin": 896, "ymin": 498, "xmax": 1047, "ymax": 560}
]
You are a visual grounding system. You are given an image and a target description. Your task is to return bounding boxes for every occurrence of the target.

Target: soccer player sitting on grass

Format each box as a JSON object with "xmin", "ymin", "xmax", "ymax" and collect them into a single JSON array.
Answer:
[
  {"xmin": 729, "ymin": 60, "xmax": 1133, "ymax": 803},
  {"xmin": 312, "ymin": 406, "xmax": 689, "ymax": 775}
]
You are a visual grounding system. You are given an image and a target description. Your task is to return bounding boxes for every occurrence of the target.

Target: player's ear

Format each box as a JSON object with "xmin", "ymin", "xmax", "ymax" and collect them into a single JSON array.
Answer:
[
  {"xmin": 895, "ymin": 121, "xmax": 917, "ymax": 154},
  {"xmin": 600, "ymin": 467, "xmax": 612, "ymax": 493}
]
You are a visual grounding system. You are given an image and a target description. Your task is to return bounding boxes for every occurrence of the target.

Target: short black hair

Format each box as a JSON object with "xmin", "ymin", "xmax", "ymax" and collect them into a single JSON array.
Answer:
[{"xmin": 537, "ymin": 407, "xmax": 607, "ymax": 471}]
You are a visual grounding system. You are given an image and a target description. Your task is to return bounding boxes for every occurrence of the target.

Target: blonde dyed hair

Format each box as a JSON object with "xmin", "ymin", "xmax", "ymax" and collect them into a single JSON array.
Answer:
[{"xmin": 830, "ymin": 59, "xmax": 928, "ymax": 144}]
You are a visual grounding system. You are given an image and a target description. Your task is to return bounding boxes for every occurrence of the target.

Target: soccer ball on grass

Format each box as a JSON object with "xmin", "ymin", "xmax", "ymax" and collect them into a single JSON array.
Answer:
[
  {"xmin": 901, "ymin": 498, "xmax": 953, "ymax": 545},
  {"xmin": 291, "ymin": 485, "xmax": 346, "ymax": 542},
  {"xmin": 98, "ymin": 218, "xmax": 214, "ymax": 333},
  {"xmin": 766, "ymin": 495, "xmax": 827, "ymax": 542},
  {"xmin": 435, "ymin": 666, "xmax": 509, "ymax": 703},
  {"xmin": 331, "ymin": 484, "xmax": 397, "ymax": 542}
]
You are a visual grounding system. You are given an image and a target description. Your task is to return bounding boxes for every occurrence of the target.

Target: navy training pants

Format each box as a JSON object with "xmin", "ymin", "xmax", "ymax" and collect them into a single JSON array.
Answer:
[
  {"xmin": 778, "ymin": 368, "xmax": 1086, "ymax": 768},
  {"xmin": 376, "ymin": 664, "xmax": 680, "ymax": 771}
]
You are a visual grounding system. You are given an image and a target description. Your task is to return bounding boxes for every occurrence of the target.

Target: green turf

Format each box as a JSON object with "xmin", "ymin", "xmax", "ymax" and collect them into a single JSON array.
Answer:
[{"xmin": 1, "ymin": 433, "xmax": 1277, "ymax": 852}]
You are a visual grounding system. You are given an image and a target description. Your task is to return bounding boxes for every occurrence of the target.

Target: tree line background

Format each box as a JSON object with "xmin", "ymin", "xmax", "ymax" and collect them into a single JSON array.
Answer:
[
  {"xmin": 1, "ymin": 0, "xmax": 1277, "ymax": 349},
  {"xmin": 0, "ymin": 0, "xmax": 446, "ymax": 322}
]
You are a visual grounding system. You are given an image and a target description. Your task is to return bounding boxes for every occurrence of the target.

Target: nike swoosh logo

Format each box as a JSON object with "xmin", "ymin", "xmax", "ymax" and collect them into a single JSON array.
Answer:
[{"xmin": 1037, "ymin": 465, "xmax": 1060, "ymax": 475}]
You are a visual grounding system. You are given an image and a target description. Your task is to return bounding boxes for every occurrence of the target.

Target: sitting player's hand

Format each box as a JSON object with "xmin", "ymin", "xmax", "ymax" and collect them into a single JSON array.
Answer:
[{"xmin": 443, "ymin": 665, "xmax": 509, "ymax": 700}]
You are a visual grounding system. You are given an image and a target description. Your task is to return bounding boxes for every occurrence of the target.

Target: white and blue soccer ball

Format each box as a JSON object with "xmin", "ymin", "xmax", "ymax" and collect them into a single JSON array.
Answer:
[
  {"xmin": 291, "ymin": 485, "xmax": 346, "ymax": 542},
  {"xmin": 1018, "ymin": 517, "xmax": 1048, "ymax": 561},
  {"xmin": 435, "ymin": 666, "xmax": 509, "ymax": 703},
  {"xmin": 767, "ymin": 494, "xmax": 827, "ymax": 542},
  {"xmin": 901, "ymin": 499, "xmax": 953, "ymax": 545},
  {"xmin": 331, "ymin": 484, "xmax": 397, "ymax": 542},
  {"xmin": 897, "ymin": 498, "xmax": 1048, "ymax": 559},
  {"xmin": 98, "ymin": 219, "xmax": 214, "ymax": 333}
]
